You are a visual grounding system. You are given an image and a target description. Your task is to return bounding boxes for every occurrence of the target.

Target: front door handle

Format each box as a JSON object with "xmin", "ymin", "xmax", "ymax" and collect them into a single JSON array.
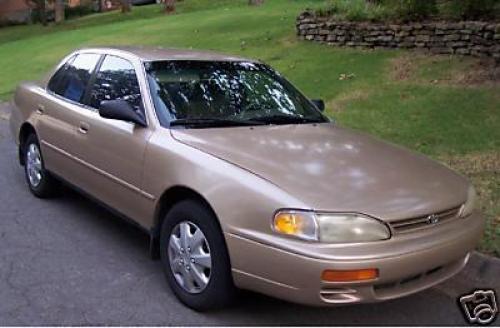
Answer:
[
  {"xmin": 78, "ymin": 122, "xmax": 90, "ymax": 134},
  {"xmin": 36, "ymin": 104, "xmax": 45, "ymax": 115}
]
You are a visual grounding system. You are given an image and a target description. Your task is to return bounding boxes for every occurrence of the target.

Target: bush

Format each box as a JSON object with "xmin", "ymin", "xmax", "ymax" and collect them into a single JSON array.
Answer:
[
  {"xmin": 29, "ymin": 3, "xmax": 94, "ymax": 24},
  {"xmin": 31, "ymin": 8, "xmax": 55, "ymax": 24},
  {"xmin": 383, "ymin": 0, "xmax": 438, "ymax": 21},
  {"xmin": 317, "ymin": 0, "xmax": 391, "ymax": 21},
  {"xmin": 65, "ymin": 5, "xmax": 94, "ymax": 19},
  {"xmin": 317, "ymin": 0, "xmax": 499, "ymax": 22},
  {"xmin": 0, "ymin": 19, "xmax": 25, "ymax": 27},
  {"xmin": 437, "ymin": 0, "xmax": 500, "ymax": 20}
]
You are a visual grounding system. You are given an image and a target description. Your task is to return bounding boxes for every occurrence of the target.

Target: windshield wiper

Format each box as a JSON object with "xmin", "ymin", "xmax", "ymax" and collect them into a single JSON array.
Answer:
[
  {"xmin": 249, "ymin": 115, "xmax": 326, "ymax": 125},
  {"xmin": 170, "ymin": 118, "xmax": 265, "ymax": 128}
]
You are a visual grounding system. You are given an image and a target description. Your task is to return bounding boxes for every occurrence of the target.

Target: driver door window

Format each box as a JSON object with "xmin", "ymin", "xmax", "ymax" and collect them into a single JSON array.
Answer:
[{"xmin": 89, "ymin": 55, "xmax": 143, "ymax": 114}]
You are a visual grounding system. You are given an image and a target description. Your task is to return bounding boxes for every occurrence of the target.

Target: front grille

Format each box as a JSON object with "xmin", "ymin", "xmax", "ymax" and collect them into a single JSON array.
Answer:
[{"xmin": 389, "ymin": 206, "xmax": 461, "ymax": 233}]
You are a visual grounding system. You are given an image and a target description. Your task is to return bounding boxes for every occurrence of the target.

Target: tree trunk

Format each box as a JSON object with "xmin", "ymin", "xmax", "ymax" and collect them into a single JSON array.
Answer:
[
  {"xmin": 248, "ymin": 0, "xmax": 264, "ymax": 5},
  {"xmin": 39, "ymin": 0, "xmax": 47, "ymax": 25},
  {"xmin": 54, "ymin": 0, "xmax": 65, "ymax": 23},
  {"xmin": 94, "ymin": 0, "xmax": 102, "ymax": 12},
  {"xmin": 121, "ymin": 0, "xmax": 131, "ymax": 13},
  {"xmin": 164, "ymin": 0, "xmax": 175, "ymax": 14}
]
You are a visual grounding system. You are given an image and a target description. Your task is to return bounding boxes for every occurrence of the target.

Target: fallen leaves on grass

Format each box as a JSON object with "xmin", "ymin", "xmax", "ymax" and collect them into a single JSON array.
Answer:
[
  {"xmin": 451, "ymin": 58, "xmax": 500, "ymax": 87},
  {"xmin": 326, "ymin": 89, "xmax": 369, "ymax": 113},
  {"xmin": 390, "ymin": 54, "xmax": 418, "ymax": 81},
  {"xmin": 438, "ymin": 151, "xmax": 500, "ymax": 175},
  {"xmin": 390, "ymin": 53, "xmax": 500, "ymax": 87},
  {"xmin": 339, "ymin": 73, "xmax": 356, "ymax": 81}
]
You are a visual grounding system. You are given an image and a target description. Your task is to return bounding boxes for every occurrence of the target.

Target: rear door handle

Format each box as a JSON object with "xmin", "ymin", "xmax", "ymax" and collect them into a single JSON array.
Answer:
[
  {"xmin": 36, "ymin": 104, "xmax": 45, "ymax": 115},
  {"xmin": 78, "ymin": 122, "xmax": 90, "ymax": 134}
]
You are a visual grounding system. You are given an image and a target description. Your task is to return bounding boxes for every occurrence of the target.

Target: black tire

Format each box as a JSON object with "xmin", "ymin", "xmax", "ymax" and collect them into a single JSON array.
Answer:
[
  {"xmin": 23, "ymin": 134, "xmax": 60, "ymax": 198},
  {"xmin": 160, "ymin": 199, "xmax": 236, "ymax": 311}
]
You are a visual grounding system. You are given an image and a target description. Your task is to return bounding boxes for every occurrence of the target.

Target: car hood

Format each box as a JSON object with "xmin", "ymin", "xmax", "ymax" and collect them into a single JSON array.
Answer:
[{"xmin": 171, "ymin": 123, "xmax": 468, "ymax": 221}]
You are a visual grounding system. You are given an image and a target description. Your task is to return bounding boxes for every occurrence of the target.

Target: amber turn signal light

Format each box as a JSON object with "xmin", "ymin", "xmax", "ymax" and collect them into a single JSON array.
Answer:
[
  {"xmin": 322, "ymin": 268, "xmax": 379, "ymax": 282},
  {"xmin": 274, "ymin": 213, "xmax": 302, "ymax": 235}
]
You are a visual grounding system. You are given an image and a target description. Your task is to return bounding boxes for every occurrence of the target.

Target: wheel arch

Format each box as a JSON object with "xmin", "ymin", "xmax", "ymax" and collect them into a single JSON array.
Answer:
[
  {"xmin": 149, "ymin": 185, "xmax": 221, "ymax": 260},
  {"xmin": 18, "ymin": 122, "xmax": 36, "ymax": 166}
]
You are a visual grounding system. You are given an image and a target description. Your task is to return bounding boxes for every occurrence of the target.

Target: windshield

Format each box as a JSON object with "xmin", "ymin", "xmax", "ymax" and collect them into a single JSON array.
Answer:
[{"xmin": 145, "ymin": 60, "xmax": 328, "ymax": 128}]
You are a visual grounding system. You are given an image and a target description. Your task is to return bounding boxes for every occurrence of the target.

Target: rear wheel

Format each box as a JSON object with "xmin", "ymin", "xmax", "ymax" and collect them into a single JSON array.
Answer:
[
  {"xmin": 160, "ymin": 200, "xmax": 236, "ymax": 311},
  {"xmin": 23, "ymin": 134, "xmax": 59, "ymax": 198}
]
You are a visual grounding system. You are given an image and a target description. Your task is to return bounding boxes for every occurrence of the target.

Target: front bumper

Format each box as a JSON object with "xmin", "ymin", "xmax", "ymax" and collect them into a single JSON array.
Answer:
[{"xmin": 226, "ymin": 212, "xmax": 484, "ymax": 306}]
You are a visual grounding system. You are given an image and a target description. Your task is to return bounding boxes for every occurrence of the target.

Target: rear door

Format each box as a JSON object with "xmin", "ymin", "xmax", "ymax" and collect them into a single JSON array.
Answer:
[
  {"xmin": 73, "ymin": 54, "xmax": 153, "ymax": 225},
  {"xmin": 37, "ymin": 53, "xmax": 102, "ymax": 184}
]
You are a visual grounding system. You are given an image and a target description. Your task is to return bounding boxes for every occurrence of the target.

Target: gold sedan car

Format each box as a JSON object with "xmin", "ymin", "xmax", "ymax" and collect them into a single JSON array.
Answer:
[{"xmin": 10, "ymin": 47, "xmax": 484, "ymax": 311}]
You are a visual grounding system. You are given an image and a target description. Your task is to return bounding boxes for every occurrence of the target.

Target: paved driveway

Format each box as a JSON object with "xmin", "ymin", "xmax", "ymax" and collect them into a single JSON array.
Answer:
[{"xmin": 0, "ymin": 103, "xmax": 498, "ymax": 325}]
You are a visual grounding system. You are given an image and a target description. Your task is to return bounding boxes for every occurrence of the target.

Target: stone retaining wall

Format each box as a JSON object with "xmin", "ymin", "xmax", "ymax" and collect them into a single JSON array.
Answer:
[{"xmin": 296, "ymin": 11, "xmax": 500, "ymax": 58}]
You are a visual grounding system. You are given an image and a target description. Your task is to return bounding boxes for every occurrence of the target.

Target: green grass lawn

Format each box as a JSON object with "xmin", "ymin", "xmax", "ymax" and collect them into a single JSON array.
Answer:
[{"xmin": 0, "ymin": 0, "xmax": 498, "ymax": 255}]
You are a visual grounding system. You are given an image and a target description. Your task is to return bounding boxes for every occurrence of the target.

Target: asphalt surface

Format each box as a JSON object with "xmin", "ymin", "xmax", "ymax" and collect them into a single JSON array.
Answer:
[{"xmin": 0, "ymin": 102, "xmax": 499, "ymax": 326}]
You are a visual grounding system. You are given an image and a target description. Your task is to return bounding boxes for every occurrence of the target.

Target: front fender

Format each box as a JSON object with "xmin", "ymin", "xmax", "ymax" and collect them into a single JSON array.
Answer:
[{"xmin": 143, "ymin": 128, "xmax": 309, "ymax": 238}]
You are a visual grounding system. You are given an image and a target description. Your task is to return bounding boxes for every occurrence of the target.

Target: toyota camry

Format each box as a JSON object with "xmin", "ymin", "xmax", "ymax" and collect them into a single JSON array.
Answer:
[{"xmin": 9, "ymin": 46, "xmax": 484, "ymax": 311}]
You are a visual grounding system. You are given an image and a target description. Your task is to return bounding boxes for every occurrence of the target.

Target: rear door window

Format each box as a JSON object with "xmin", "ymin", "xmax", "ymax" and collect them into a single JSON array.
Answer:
[{"xmin": 53, "ymin": 53, "xmax": 101, "ymax": 104}]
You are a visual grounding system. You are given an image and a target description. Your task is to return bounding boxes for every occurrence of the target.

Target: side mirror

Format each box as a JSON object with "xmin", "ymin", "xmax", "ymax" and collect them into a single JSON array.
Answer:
[
  {"xmin": 99, "ymin": 99, "xmax": 146, "ymax": 127},
  {"xmin": 311, "ymin": 99, "xmax": 325, "ymax": 112}
]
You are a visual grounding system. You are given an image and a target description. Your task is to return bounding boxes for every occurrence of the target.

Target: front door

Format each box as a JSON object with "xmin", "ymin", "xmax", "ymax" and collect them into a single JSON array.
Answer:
[{"xmin": 73, "ymin": 54, "xmax": 153, "ymax": 226}]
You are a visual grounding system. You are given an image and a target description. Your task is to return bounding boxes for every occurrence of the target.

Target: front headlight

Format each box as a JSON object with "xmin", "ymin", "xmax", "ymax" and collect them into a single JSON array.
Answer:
[
  {"xmin": 460, "ymin": 185, "xmax": 477, "ymax": 218},
  {"xmin": 316, "ymin": 213, "xmax": 391, "ymax": 243},
  {"xmin": 273, "ymin": 210, "xmax": 390, "ymax": 243}
]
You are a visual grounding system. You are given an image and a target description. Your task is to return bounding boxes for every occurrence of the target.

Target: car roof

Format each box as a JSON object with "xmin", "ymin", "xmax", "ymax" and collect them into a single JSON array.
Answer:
[{"xmin": 78, "ymin": 46, "xmax": 258, "ymax": 63}]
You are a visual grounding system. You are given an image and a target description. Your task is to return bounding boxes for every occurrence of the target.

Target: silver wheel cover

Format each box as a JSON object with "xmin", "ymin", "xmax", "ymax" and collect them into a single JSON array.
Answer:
[
  {"xmin": 168, "ymin": 221, "xmax": 212, "ymax": 294},
  {"xmin": 26, "ymin": 143, "xmax": 43, "ymax": 187}
]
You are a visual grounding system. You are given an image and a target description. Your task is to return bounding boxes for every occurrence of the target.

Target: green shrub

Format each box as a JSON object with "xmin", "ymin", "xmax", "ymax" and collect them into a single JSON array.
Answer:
[
  {"xmin": 383, "ymin": 0, "xmax": 438, "ymax": 21},
  {"xmin": 318, "ymin": 0, "xmax": 391, "ymax": 21},
  {"xmin": 317, "ymin": 0, "xmax": 499, "ymax": 21},
  {"xmin": 0, "ymin": 19, "xmax": 24, "ymax": 27},
  {"xmin": 31, "ymin": 9, "xmax": 54, "ymax": 24},
  {"xmin": 65, "ymin": 5, "xmax": 95, "ymax": 19},
  {"xmin": 437, "ymin": 0, "xmax": 500, "ymax": 20}
]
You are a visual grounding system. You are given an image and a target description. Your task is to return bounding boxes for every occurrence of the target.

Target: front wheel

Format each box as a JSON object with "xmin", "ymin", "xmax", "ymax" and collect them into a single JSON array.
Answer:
[
  {"xmin": 160, "ymin": 200, "xmax": 236, "ymax": 311},
  {"xmin": 23, "ymin": 134, "xmax": 59, "ymax": 198}
]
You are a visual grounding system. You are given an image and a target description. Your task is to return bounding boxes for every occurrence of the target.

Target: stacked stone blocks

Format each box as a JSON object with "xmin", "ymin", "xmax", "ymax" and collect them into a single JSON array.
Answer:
[{"xmin": 297, "ymin": 11, "xmax": 500, "ymax": 58}]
